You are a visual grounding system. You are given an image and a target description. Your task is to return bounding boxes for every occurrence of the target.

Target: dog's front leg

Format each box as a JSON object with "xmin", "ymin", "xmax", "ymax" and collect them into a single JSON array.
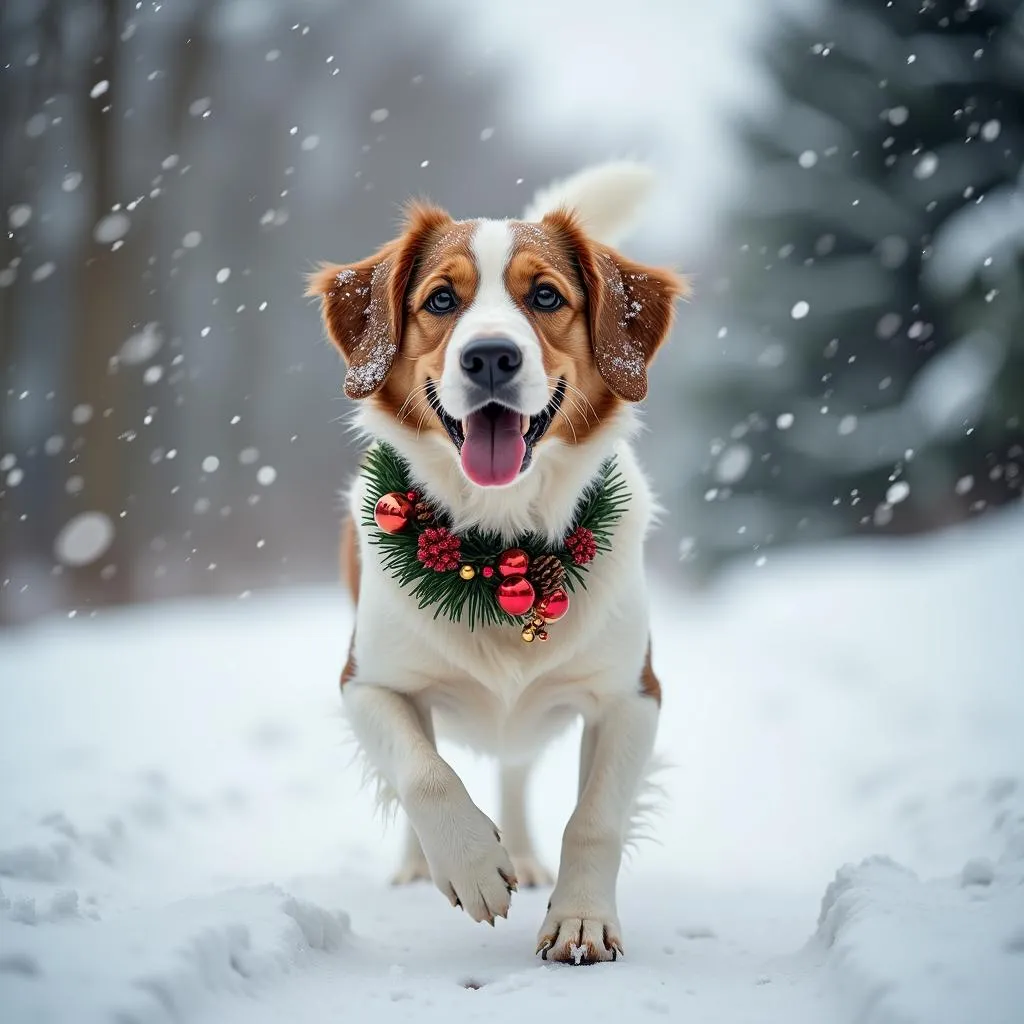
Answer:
[
  {"xmin": 344, "ymin": 682, "xmax": 517, "ymax": 923},
  {"xmin": 537, "ymin": 689, "xmax": 658, "ymax": 963}
]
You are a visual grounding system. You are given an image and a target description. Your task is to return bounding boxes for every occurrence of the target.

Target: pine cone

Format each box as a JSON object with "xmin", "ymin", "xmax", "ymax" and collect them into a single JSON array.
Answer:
[
  {"xmin": 529, "ymin": 553, "xmax": 566, "ymax": 596},
  {"xmin": 413, "ymin": 498, "xmax": 436, "ymax": 525}
]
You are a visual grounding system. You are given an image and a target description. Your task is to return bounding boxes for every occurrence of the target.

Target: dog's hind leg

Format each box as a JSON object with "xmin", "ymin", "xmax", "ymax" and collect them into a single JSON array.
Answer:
[{"xmin": 499, "ymin": 761, "xmax": 553, "ymax": 888}]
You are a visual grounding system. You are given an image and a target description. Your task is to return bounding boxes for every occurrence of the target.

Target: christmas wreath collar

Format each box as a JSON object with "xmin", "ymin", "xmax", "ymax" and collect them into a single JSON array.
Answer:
[{"xmin": 361, "ymin": 442, "xmax": 630, "ymax": 643}]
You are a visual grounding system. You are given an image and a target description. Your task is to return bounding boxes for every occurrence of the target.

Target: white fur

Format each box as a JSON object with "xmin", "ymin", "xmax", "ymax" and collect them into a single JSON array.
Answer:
[
  {"xmin": 438, "ymin": 220, "xmax": 549, "ymax": 420},
  {"xmin": 343, "ymin": 163, "xmax": 663, "ymax": 962},
  {"xmin": 523, "ymin": 160, "xmax": 655, "ymax": 246}
]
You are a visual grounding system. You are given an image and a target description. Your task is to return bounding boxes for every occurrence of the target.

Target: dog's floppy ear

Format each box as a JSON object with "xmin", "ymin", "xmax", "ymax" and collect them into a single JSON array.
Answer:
[
  {"xmin": 306, "ymin": 202, "xmax": 452, "ymax": 399},
  {"xmin": 542, "ymin": 209, "xmax": 688, "ymax": 402}
]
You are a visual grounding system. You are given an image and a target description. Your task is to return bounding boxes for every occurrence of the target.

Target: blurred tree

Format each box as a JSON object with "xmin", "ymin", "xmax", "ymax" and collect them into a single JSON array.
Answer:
[{"xmin": 682, "ymin": 0, "xmax": 1024, "ymax": 575}]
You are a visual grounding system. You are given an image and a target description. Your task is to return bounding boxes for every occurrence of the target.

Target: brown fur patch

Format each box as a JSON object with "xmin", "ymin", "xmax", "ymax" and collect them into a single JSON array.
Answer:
[
  {"xmin": 640, "ymin": 642, "xmax": 661, "ymax": 705},
  {"xmin": 371, "ymin": 219, "xmax": 478, "ymax": 430},
  {"xmin": 538, "ymin": 210, "xmax": 688, "ymax": 403},
  {"xmin": 340, "ymin": 513, "xmax": 359, "ymax": 605},
  {"xmin": 339, "ymin": 514, "xmax": 360, "ymax": 689},
  {"xmin": 508, "ymin": 222, "xmax": 621, "ymax": 447},
  {"xmin": 306, "ymin": 202, "xmax": 459, "ymax": 400},
  {"xmin": 340, "ymin": 631, "xmax": 357, "ymax": 690}
]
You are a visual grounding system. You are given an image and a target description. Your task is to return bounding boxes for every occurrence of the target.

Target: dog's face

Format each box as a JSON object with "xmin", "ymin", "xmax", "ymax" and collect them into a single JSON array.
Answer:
[{"xmin": 309, "ymin": 205, "xmax": 684, "ymax": 487}]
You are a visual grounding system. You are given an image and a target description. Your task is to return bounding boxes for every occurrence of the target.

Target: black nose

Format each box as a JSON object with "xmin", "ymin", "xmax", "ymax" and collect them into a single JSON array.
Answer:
[{"xmin": 460, "ymin": 337, "xmax": 522, "ymax": 390}]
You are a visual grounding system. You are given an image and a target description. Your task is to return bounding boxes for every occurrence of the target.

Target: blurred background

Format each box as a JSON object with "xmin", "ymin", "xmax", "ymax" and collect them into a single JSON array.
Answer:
[{"xmin": 2, "ymin": 0, "xmax": 1023, "ymax": 624}]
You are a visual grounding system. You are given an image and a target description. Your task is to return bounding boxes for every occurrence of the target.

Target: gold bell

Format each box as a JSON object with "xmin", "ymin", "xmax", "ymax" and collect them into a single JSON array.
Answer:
[
  {"xmin": 459, "ymin": 564, "xmax": 476, "ymax": 580},
  {"xmin": 521, "ymin": 626, "xmax": 536, "ymax": 643}
]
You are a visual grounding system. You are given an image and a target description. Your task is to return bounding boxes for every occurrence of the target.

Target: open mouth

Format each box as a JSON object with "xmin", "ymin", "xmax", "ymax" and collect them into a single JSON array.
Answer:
[{"xmin": 426, "ymin": 378, "xmax": 567, "ymax": 486}]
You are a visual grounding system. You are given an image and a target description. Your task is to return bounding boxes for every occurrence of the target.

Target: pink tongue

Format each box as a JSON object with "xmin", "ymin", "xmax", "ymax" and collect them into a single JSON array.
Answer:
[{"xmin": 461, "ymin": 408, "xmax": 526, "ymax": 487}]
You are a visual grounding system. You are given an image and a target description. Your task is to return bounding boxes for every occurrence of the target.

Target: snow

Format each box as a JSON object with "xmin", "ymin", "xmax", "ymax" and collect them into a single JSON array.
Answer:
[
  {"xmin": 52, "ymin": 512, "xmax": 115, "ymax": 567},
  {"xmin": 93, "ymin": 212, "xmax": 131, "ymax": 245},
  {"xmin": 8, "ymin": 205, "xmax": 32, "ymax": 230},
  {"xmin": 119, "ymin": 324, "xmax": 164, "ymax": 366},
  {"xmin": 2, "ymin": 512, "xmax": 1023, "ymax": 1023}
]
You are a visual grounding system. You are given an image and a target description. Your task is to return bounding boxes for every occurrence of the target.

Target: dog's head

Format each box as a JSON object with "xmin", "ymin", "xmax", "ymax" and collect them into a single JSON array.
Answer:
[{"xmin": 308, "ymin": 203, "xmax": 685, "ymax": 488}]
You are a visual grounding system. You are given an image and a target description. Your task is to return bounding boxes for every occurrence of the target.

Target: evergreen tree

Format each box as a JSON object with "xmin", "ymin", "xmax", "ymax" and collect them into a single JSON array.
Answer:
[{"xmin": 683, "ymin": 0, "xmax": 1024, "ymax": 574}]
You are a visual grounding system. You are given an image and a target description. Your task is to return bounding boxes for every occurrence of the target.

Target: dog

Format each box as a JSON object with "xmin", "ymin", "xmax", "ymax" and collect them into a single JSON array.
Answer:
[{"xmin": 307, "ymin": 162, "xmax": 686, "ymax": 964}]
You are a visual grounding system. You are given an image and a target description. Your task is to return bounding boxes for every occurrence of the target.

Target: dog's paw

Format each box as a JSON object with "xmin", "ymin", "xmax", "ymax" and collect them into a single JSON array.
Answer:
[
  {"xmin": 510, "ymin": 853, "xmax": 553, "ymax": 888},
  {"xmin": 431, "ymin": 830, "xmax": 517, "ymax": 924},
  {"xmin": 419, "ymin": 811, "xmax": 520, "ymax": 933},
  {"xmin": 536, "ymin": 909, "xmax": 623, "ymax": 964}
]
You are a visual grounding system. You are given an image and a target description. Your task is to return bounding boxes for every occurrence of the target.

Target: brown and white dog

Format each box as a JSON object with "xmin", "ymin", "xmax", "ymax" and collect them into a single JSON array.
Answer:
[{"xmin": 308, "ymin": 162, "xmax": 686, "ymax": 964}]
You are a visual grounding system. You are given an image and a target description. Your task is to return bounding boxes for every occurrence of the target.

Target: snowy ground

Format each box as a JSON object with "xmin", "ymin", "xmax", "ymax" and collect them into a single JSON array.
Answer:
[{"xmin": 2, "ymin": 513, "xmax": 1023, "ymax": 1024}]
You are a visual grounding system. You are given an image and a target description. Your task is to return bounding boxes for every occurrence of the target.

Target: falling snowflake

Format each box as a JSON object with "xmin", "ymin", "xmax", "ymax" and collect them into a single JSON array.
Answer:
[
  {"xmin": 886, "ymin": 481, "xmax": 910, "ymax": 505},
  {"xmin": 8, "ymin": 204, "xmax": 32, "ymax": 229},
  {"xmin": 93, "ymin": 212, "xmax": 131, "ymax": 244},
  {"xmin": 54, "ymin": 512, "xmax": 115, "ymax": 567}
]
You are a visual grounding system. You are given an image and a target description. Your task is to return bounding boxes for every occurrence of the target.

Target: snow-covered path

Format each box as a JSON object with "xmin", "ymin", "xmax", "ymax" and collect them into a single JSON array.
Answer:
[{"xmin": 2, "ymin": 514, "xmax": 1023, "ymax": 1023}]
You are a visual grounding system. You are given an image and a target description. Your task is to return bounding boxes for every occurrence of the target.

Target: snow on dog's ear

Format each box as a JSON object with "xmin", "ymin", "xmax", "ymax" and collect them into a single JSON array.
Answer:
[
  {"xmin": 306, "ymin": 202, "xmax": 452, "ymax": 399},
  {"xmin": 542, "ymin": 209, "xmax": 689, "ymax": 402}
]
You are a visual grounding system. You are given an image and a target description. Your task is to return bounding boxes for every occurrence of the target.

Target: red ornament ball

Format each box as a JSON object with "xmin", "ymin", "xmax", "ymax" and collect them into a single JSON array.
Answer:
[
  {"xmin": 405, "ymin": 490, "xmax": 418, "ymax": 501},
  {"xmin": 496, "ymin": 575, "xmax": 535, "ymax": 616},
  {"xmin": 374, "ymin": 491, "xmax": 412, "ymax": 534},
  {"xmin": 565, "ymin": 526, "xmax": 597, "ymax": 565},
  {"xmin": 535, "ymin": 587, "xmax": 570, "ymax": 622},
  {"xmin": 417, "ymin": 527, "xmax": 461, "ymax": 572},
  {"xmin": 497, "ymin": 547, "xmax": 529, "ymax": 578},
  {"xmin": 482, "ymin": 565, "xmax": 495, "ymax": 579}
]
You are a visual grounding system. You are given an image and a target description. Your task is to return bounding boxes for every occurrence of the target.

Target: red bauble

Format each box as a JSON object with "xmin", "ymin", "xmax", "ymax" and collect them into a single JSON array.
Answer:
[
  {"xmin": 497, "ymin": 547, "xmax": 529, "ymax": 577},
  {"xmin": 496, "ymin": 575, "xmax": 536, "ymax": 616},
  {"xmin": 535, "ymin": 587, "xmax": 570, "ymax": 623},
  {"xmin": 374, "ymin": 492, "xmax": 412, "ymax": 534},
  {"xmin": 417, "ymin": 527, "xmax": 461, "ymax": 572},
  {"xmin": 565, "ymin": 526, "xmax": 597, "ymax": 565},
  {"xmin": 482, "ymin": 566, "xmax": 495, "ymax": 579}
]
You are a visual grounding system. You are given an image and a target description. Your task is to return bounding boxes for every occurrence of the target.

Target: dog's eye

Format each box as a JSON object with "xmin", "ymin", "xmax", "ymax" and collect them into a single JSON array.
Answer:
[
  {"xmin": 425, "ymin": 287, "xmax": 458, "ymax": 315},
  {"xmin": 531, "ymin": 285, "xmax": 564, "ymax": 312}
]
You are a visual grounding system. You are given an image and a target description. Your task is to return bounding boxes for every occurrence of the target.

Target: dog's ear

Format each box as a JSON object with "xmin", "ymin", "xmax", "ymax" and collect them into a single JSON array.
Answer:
[
  {"xmin": 542, "ymin": 209, "xmax": 688, "ymax": 402},
  {"xmin": 306, "ymin": 202, "xmax": 452, "ymax": 399}
]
